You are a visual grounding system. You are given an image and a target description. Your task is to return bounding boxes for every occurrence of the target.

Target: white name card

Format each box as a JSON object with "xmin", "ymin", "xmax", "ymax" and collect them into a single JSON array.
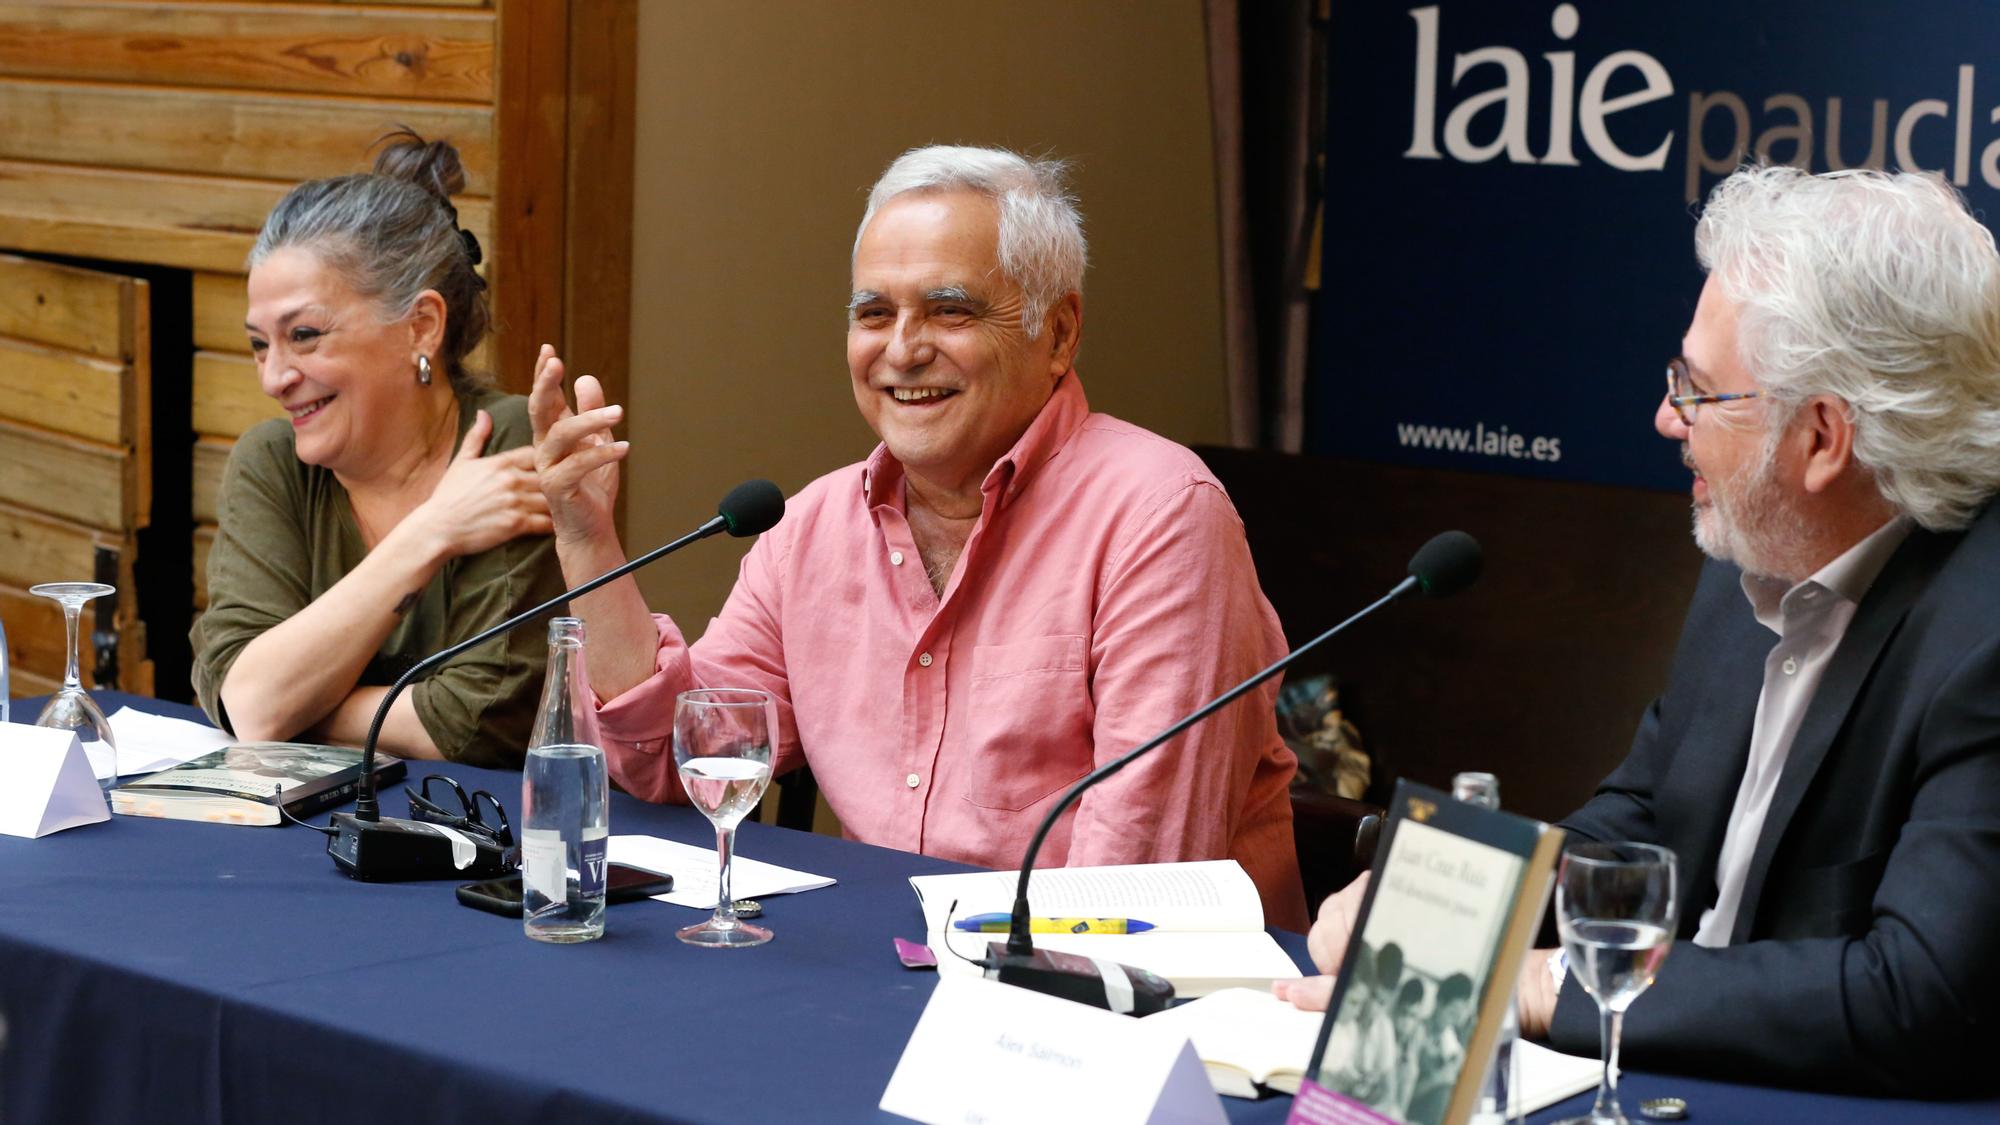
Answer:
[
  {"xmin": 0, "ymin": 722, "xmax": 109, "ymax": 838},
  {"xmin": 880, "ymin": 975, "xmax": 1226, "ymax": 1125}
]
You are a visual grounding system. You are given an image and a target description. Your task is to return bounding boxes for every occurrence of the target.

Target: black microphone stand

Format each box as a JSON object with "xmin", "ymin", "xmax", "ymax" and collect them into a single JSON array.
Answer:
[
  {"xmin": 999, "ymin": 577, "xmax": 1417, "ymax": 960},
  {"xmin": 325, "ymin": 477, "xmax": 785, "ymax": 881},
  {"xmin": 324, "ymin": 518, "xmax": 730, "ymax": 881},
  {"xmin": 349, "ymin": 515, "xmax": 726, "ymax": 823},
  {"xmin": 989, "ymin": 530, "xmax": 1480, "ymax": 1011}
]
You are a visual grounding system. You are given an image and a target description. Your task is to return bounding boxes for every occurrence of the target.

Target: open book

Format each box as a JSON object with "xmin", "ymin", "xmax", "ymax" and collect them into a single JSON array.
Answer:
[
  {"xmin": 909, "ymin": 859, "xmax": 1303, "ymax": 996},
  {"xmin": 1145, "ymin": 988, "xmax": 1601, "ymax": 1110}
]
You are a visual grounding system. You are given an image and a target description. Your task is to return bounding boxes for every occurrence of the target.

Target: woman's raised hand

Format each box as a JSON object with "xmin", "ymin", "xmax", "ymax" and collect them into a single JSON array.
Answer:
[
  {"xmin": 528, "ymin": 344, "xmax": 627, "ymax": 548},
  {"xmin": 416, "ymin": 408, "xmax": 553, "ymax": 559}
]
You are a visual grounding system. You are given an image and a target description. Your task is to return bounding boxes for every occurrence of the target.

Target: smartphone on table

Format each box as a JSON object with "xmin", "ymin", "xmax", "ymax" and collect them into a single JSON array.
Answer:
[{"xmin": 456, "ymin": 865, "xmax": 674, "ymax": 917}]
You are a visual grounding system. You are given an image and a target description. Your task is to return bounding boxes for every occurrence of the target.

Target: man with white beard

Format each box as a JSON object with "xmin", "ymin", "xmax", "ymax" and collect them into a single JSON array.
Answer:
[{"xmin": 1282, "ymin": 165, "xmax": 2000, "ymax": 1095}]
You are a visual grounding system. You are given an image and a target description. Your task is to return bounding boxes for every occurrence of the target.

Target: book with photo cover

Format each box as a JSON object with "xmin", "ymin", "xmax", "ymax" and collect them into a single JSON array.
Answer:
[
  {"xmin": 1289, "ymin": 779, "xmax": 1564, "ymax": 1125},
  {"xmin": 111, "ymin": 742, "xmax": 406, "ymax": 827}
]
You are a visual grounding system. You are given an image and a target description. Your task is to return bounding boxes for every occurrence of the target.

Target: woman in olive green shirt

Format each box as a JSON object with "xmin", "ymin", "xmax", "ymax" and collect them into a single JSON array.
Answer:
[{"xmin": 190, "ymin": 133, "xmax": 563, "ymax": 768}]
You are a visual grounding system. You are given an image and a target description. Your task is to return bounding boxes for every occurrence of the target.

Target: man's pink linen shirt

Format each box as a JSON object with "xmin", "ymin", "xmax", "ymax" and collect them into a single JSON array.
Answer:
[{"xmin": 596, "ymin": 374, "xmax": 1307, "ymax": 930}]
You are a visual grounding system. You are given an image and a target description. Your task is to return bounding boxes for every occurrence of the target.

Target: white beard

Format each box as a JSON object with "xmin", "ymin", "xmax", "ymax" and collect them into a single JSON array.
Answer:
[{"xmin": 1691, "ymin": 439, "xmax": 1818, "ymax": 582}]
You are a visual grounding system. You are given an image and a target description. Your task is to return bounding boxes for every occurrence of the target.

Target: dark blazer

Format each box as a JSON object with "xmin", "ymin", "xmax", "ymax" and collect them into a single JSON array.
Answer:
[{"xmin": 1551, "ymin": 503, "xmax": 2000, "ymax": 1095}]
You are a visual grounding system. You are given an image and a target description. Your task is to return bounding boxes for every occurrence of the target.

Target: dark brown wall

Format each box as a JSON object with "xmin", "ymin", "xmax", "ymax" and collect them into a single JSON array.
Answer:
[{"xmin": 1200, "ymin": 450, "xmax": 1705, "ymax": 825}]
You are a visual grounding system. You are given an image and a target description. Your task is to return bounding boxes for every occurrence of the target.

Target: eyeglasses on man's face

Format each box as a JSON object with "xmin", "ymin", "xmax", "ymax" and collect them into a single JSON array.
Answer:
[{"xmin": 1664, "ymin": 356, "xmax": 1763, "ymax": 426}]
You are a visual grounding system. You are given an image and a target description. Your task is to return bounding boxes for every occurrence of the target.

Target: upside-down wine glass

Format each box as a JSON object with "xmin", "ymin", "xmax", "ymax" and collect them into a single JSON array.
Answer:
[
  {"xmin": 672, "ymin": 688, "xmax": 776, "ymax": 948},
  {"xmin": 30, "ymin": 582, "xmax": 119, "ymax": 794},
  {"xmin": 1552, "ymin": 842, "xmax": 1679, "ymax": 1125}
]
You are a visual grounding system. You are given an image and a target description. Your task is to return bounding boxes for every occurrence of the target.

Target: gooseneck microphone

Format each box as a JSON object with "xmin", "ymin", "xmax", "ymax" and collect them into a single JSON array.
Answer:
[
  {"xmin": 986, "ymin": 530, "xmax": 1483, "ymax": 1012},
  {"xmin": 324, "ymin": 479, "xmax": 786, "ymax": 881}
]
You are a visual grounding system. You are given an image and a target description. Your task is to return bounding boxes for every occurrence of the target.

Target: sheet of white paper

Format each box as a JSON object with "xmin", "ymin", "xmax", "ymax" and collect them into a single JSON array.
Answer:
[
  {"xmin": 106, "ymin": 707, "xmax": 233, "ymax": 777},
  {"xmin": 1509, "ymin": 1041, "xmax": 1606, "ymax": 1117},
  {"xmin": 607, "ymin": 834, "xmax": 834, "ymax": 909}
]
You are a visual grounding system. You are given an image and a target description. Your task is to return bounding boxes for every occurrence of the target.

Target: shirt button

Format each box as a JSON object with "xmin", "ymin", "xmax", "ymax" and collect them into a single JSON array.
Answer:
[
  {"xmin": 890, "ymin": 551, "xmax": 904, "ymax": 566},
  {"xmin": 1782, "ymin": 656, "xmax": 1799, "ymax": 675},
  {"xmin": 906, "ymin": 772, "xmax": 921, "ymax": 788},
  {"xmin": 918, "ymin": 652, "xmax": 933, "ymax": 667}
]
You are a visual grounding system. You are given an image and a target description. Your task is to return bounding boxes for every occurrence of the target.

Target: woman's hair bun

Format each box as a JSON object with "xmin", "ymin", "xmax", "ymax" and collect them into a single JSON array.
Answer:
[{"xmin": 371, "ymin": 127, "xmax": 467, "ymax": 202}]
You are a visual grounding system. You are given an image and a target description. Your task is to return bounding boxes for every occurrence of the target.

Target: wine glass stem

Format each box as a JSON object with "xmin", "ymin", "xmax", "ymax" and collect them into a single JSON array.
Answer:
[
  {"xmin": 1592, "ymin": 1004, "xmax": 1624, "ymax": 1121},
  {"xmin": 60, "ymin": 600, "xmax": 82, "ymax": 691},
  {"xmin": 712, "ymin": 824, "xmax": 738, "ymax": 927}
]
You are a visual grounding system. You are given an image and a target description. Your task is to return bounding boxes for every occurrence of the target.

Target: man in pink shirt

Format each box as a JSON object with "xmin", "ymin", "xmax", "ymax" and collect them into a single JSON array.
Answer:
[{"xmin": 531, "ymin": 144, "xmax": 1307, "ymax": 930}]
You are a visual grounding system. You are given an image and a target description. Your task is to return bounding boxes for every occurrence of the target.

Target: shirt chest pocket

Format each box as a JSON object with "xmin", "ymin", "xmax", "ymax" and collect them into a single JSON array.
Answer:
[{"xmin": 962, "ymin": 635, "xmax": 1094, "ymax": 812}]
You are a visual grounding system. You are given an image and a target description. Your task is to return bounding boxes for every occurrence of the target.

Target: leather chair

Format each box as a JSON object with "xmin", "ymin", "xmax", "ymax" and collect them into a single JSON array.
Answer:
[{"xmin": 1292, "ymin": 789, "xmax": 1383, "ymax": 920}]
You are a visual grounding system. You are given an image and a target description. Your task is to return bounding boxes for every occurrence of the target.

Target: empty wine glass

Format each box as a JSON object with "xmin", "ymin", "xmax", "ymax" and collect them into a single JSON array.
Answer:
[
  {"xmin": 1553, "ymin": 842, "xmax": 1678, "ymax": 1125},
  {"xmin": 30, "ymin": 582, "xmax": 119, "ymax": 794},
  {"xmin": 672, "ymin": 688, "xmax": 776, "ymax": 948}
]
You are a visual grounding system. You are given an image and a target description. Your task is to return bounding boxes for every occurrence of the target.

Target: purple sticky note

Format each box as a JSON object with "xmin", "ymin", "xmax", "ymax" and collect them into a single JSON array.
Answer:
[{"xmin": 894, "ymin": 937, "xmax": 938, "ymax": 969}]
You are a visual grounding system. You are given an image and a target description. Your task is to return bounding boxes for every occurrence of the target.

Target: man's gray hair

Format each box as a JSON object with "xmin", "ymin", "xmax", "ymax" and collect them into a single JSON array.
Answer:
[
  {"xmin": 1697, "ymin": 164, "xmax": 2000, "ymax": 530},
  {"xmin": 854, "ymin": 145, "xmax": 1087, "ymax": 338}
]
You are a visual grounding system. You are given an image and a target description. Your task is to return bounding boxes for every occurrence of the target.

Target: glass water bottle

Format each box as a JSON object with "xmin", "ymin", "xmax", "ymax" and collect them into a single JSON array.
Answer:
[
  {"xmin": 521, "ymin": 617, "xmax": 610, "ymax": 943},
  {"xmin": 1454, "ymin": 771, "xmax": 1520, "ymax": 1124}
]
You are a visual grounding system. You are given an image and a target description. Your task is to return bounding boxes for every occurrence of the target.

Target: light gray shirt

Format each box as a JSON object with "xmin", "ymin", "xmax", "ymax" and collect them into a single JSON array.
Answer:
[{"xmin": 1692, "ymin": 515, "xmax": 1913, "ymax": 948}]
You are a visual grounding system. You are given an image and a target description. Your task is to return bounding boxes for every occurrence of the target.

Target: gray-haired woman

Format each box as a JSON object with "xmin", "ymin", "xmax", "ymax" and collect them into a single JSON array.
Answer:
[{"xmin": 191, "ymin": 131, "xmax": 562, "ymax": 768}]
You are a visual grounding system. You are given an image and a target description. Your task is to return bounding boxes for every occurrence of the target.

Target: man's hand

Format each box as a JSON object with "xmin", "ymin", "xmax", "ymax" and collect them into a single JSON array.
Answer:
[
  {"xmin": 1271, "ymin": 872, "xmax": 1369, "ymax": 1012},
  {"xmin": 412, "ymin": 409, "xmax": 552, "ymax": 559},
  {"xmin": 1514, "ymin": 948, "xmax": 1560, "ymax": 1040},
  {"xmin": 527, "ymin": 343, "xmax": 627, "ymax": 548}
]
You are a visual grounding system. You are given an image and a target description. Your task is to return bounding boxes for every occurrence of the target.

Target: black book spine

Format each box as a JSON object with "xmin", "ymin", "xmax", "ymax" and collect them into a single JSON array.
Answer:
[{"xmin": 278, "ymin": 760, "xmax": 409, "ymax": 819}]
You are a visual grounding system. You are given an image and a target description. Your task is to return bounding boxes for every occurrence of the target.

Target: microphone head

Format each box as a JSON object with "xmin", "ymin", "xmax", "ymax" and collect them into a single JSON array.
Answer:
[
  {"xmin": 1408, "ymin": 530, "xmax": 1482, "ymax": 598},
  {"xmin": 718, "ymin": 479, "xmax": 785, "ymax": 537}
]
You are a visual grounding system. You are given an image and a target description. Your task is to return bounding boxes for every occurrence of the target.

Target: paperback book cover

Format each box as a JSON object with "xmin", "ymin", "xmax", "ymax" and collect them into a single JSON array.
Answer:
[
  {"xmin": 1290, "ymin": 780, "xmax": 1563, "ymax": 1125},
  {"xmin": 111, "ymin": 742, "xmax": 406, "ymax": 826}
]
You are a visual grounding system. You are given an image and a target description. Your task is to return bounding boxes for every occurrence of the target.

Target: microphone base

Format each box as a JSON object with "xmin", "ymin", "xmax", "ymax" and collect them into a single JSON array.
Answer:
[
  {"xmin": 983, "ymin": 943, "xmax": 1175, "ymax": 1016},
  {"xmin": 327, "ymin": 812, "xmax": 511, "ymax": 882}
]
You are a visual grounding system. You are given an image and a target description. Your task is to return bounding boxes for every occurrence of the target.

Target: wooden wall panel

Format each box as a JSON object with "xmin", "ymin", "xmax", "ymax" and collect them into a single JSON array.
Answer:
[
  {"xmin": 193, "ymin": 436, "xmax": 232, "ymax": 524},
  {"xmin": 0, "ymin": 161, "xmax": 493, "ymax": 277},
  {"xmin": 562, "ymin": 0, "xmax": 634, "ymax": 476},
  {"xmin": 0, "ymin": 583, "xmax": 109, "ymax": 691},
  {"xmin": 491, "ymin": 0, "xmax": 566, "ymax": 392},
  {"xmin": 193, "ymin": 271, "xmax": 248, "ymax": 354},
  {"xmin": 0, "ymin": 582, "xmax": 68, "ymax": 686},
  {"xmin": 0, "ymin": 420, "xmax": 131, "ymax": 532},
  {"xmin": 8, "ymin": 666, "xmax": 57, "ymax": 701},
  {"xmin": 0, "ymin": 4, "xmax": 494, "ymax": 102},
  {"xmin": 0, "ymin": 501, "xmax": 108, "ymax": 592},
  {"xmin": 0, "ymin": 335, "xmax": 127, "ymax": 444},
  {"xmin": 0, "ymin": 252, "xmax": 149, "ymax": 695},
  {"xmin": 0, "ymin": 252, "xmax": 128, "ymax": 358},
  {"xmin": 0, "ymin": 81, "xmax": 495, "ymax": 194},
  {"xmin": 194, "ymin": 351, "xmax": 285, "ymax": 437}
]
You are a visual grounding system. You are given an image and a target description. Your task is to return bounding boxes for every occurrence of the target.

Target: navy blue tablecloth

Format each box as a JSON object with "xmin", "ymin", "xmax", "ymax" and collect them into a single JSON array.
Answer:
[{"xmin": 1, "ymin": 693, "xmax": 1992, "ymax": 1124}]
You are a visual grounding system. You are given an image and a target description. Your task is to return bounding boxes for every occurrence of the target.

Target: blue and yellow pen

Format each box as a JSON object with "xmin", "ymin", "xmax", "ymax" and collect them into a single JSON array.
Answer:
[{"xmin": 951, "ymin": 913, "xmax": 1156, "ymax": 934}]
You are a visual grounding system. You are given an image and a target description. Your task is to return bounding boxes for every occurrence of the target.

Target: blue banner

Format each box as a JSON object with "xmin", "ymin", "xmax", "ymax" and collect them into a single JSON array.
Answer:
[{"xmin": 1310, "ymin": 1, "xmax": 2000, "ymax": 489}]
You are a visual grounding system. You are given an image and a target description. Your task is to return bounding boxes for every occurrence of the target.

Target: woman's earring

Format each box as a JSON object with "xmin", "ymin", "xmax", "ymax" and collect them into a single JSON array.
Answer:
[{"xmin": 417, "ymin": 355, "xmax": 433, "ymax": 386}]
